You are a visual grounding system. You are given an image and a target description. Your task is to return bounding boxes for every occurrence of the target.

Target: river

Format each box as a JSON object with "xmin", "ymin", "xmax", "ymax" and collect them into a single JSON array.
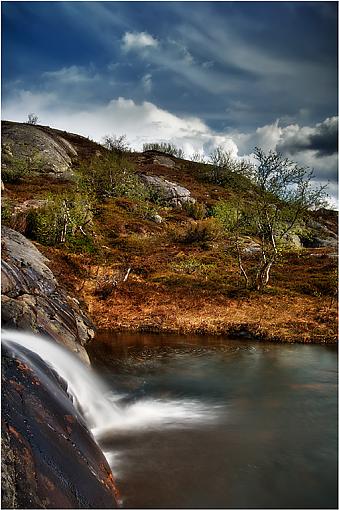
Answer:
[{"xmin": 88, "ymin": 332, "xmax": 338, "ymax": 509}]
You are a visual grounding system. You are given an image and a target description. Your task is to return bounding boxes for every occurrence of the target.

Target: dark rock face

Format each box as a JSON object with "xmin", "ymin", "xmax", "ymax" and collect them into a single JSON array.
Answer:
[
  {"xmin": 1, "ymin": 227, "xmax": 121, "ymax": 508},
  {"xmin": 1, "ymin": 227, "xmax": 94, "ymax": 363},
  {"xmin": 2, "ymin": 341, "xmax": 119, "ymax": 509}
]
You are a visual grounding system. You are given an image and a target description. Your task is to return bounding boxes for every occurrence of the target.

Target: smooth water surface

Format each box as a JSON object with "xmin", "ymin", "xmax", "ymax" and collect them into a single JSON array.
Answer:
[{"xmin": 88, "ymin": 332, "xmax": 338, "ymax": 509}]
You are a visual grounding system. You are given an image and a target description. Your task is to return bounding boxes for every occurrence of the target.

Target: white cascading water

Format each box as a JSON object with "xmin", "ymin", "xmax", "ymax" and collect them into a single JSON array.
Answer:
[{"xmin": 2, "ymin": 330, "xmax": 218, "ymax": 446}]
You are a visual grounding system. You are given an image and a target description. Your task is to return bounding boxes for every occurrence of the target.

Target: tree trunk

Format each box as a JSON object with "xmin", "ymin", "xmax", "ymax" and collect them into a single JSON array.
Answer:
[
  {"xmin": 235, "ymin": 239, "xmax": 249, "ymax": 288},
  {"xmin": 256, "ymin": 258, "xmax": 275, "ymax": 291}
]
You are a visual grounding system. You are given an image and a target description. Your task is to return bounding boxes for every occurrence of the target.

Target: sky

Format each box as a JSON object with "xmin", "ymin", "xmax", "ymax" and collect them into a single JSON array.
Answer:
[{"xmin": 2, "ymin": 1, "xmax": 338, "ymax": 206}]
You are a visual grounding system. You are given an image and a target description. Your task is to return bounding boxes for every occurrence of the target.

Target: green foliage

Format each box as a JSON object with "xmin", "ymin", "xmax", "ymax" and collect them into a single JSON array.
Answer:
[
  {"xmin": 170, "ymin": 256, "xmax": 216, "ymax": 276},
  {"xmin": 147, "ymin": 186, "xmax": 169, "ymax": 206},
  {"xmin": 212, "ymin": 148, "xmax": 329, "ymax": 291},
  {"xmin": 1, "ymin": 199, "xmax": 13, "ymax": 225},
  {"xmin": 76, "ymin": 153, "xmax": 149, "ymax": 202},
  {"xmin": 253, "ymin": 147, "xmax": 327, "ymax": 207},
  {"xmin": 197, "ymin": 146, "xmax": 254, "ymax": 191},
  {"xmin": 1, "ymin": 157, "xmax": 30, "ymax": 183},
  {"xmin": 143, "ymin": 142, "xmax": 185, "ymax": 159},
  {"xmin": 206, "ymin": 147, "xmax": 254, "ymax": 187},
  {"xmin": 183, "ymin": 200, "xmax": 207, "ymax": 220},
  {"xmin": 212, "ymin": 200, "xmax": 242, "ymax": 231},
  {"xmin": 26, "ymin": 192, "xmax": 94, "ymax": 250},
  {"xmin": 2, "ymin": 150, "xmax": 46, "ymax": 183},
  {"xmin": 132, "ymin": 199, "xmax": 160, "ymax": 221}
]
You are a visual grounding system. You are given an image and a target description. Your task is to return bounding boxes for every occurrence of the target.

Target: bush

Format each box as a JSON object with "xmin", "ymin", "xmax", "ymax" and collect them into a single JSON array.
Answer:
[
  {"xmin": 169, "ymin": 219, "xmax": 222, "ymax": 245},
  {"xmin": 143, "ymin": 142, "xmax": 185, "ymax": 159},
  {"xmin": 1, "ymin": 200, "xmax": 13, "ymax": 225},
  {"xmin": 183, "ymin": 200, "xmax": 207, "ymax": 220},
  {"xmin": 212, "ymin": 201, "xmax": 240, "ymax": 231},
  {"xmin": 190, "ymin": 152, "xmax": 207, "ymax": 164},
  {"xmin": 26, "ymin": 192, "xmax": 94, "ymax": 250},
  {"xmin": 2, "ymin": 151, "xmax": 46, "ymax": 183},
  {"xmin": 201, "ymin": 147, "xmax": 254, "ymax": 190},
  {"xmin": 26, "ymin": 113, "xmax": 38, "ymax": 125},
  {"xmin": 1, "ymin": 157, "xmax": 30, "ymax": 183},
  {"xmin": 102, "ymin": 134, "xmax": 130, "ymax": 153},
  {"xmin": 212, "ymin": 200, "xmax": 254, "ymax": 235},
  {"xmin": 76, "ymin": 153, "xmax": 149, "ymax": 202}
]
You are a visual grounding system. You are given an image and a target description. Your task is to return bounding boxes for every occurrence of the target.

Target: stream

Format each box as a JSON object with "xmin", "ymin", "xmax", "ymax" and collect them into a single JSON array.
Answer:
[{"xmin": 88, "ymin": 331, "xmax": 338, "ymax": 509}]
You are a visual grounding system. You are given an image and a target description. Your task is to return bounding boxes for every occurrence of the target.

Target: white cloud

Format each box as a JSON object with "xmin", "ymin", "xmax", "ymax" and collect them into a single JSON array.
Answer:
[
  {"xmin": 122, "ymin": 31, "xmax": 158, "ymax": 52},
  {"xmin": 141, "ymin": 73, "xmax": 152, "ymax": 93},
  {"xmin": 2, "ymin": 90, "xmax": 240, "ymax": 159},
  {"xmin": 2, "ymin": 89, "xmax": 337, "ymax": 207},
  {"xmin": 43, "ymin": 65, "xmax": 99, "ymax": 84}
]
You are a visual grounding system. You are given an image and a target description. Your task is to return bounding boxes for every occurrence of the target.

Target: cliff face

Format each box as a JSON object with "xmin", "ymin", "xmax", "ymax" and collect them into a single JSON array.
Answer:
[
  {"xmin": 1, "ymin": 227, "xmax": 119, "ymax": 508},
  {"xmin": 1, "ymin": 226, "xmax": 94, "ymax": 364}
]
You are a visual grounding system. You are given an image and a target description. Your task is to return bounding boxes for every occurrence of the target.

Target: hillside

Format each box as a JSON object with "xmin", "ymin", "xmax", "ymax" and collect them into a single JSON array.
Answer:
[{"xmin": 1, "ymin": 121, "xmax": 338, "ymax": 343}]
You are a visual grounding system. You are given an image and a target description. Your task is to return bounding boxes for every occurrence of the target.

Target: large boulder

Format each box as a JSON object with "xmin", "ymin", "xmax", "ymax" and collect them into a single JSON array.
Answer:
[
  {"xmin": 140, "ymin": 150, "xmax": 177, "ymax": 169},
  {"xmin": 2, "ymin": 341, "xmax": 119, "ymax": 509},
  {"xmin": 2, "ymin": 122, "xmax": 77, "ymax": 177},
  {"xmin": 1, "ymin": 227, "xmax": 94, "ymax": 364},
  {"xmin": 301, "ymin": 214, "xmax": 338, "ymax": 249},
  {"xmin": 139, "ymin": 174, "xmax": 195, "ymax": 207}
]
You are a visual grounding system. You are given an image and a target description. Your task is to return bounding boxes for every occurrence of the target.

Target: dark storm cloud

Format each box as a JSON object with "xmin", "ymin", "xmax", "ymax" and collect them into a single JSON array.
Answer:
[
  {"xmin": 277, "ymin": 117, "xmax": 338, "ymax": 157},
  {"xmin": 308, "ymin": 119, "xmax": 338, "ymax": 157}
]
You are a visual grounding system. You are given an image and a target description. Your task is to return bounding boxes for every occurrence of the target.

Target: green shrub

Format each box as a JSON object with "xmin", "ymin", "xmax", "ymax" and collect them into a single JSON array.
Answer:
[
  {"xmin": 26, "ymin": 192, "xmax": 94, "ymax": 250},
  {"xmin": 1, "ymin": 157, "xmax": 30, "ymax": 183},
  {"xmin": 199, "ymin": 147, "xmax": 253, "ymax": 191},
  {"xmin": 77, "ymin": 154, "xmax": 149, "ymax": 202},
  {"xmin": 183, "ymin": 201, "xmax": 207, "ymax": 220},
  {"xmin": 1, "ymin": 200, "xmax": 13, "ymax": 225},
  {"xmin": 190, "ymin": 152, "xmax": 207, "ymax": 164},
  {"xmin": 102, "ymin": 134, "xmax": 130, "ymax": 153},
  {"xmin": 212, "ymin": 200, "xmax": 255, "ymax": 236},
  {"xmin": 143, "ymin": 142, "xmax": 185, "ymax": 159}
]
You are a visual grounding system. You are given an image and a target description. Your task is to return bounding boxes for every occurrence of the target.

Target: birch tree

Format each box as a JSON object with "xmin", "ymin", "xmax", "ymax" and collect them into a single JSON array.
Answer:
[
  {"xmin": 214, "ymin": 147, "xmax": 327, "ymax": 290},
  {"xmin": 251, "ymin": 147, "xmax": 327, "ymax": 290}
]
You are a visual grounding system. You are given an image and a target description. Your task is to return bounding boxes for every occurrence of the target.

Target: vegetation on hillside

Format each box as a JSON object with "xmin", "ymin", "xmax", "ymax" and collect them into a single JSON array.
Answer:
[{"xmin": 1, "ymin": 124, "xmax": 337, "ymax": 342}]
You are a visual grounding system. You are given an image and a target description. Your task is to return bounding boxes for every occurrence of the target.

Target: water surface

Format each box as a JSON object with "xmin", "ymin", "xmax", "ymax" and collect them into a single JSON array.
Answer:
[{"xmin": 88, "ymin": 332, "xmax": 338, "ymax": 509}]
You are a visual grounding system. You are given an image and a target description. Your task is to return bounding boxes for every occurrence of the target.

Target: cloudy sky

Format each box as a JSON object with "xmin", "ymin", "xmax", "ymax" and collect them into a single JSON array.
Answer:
[{"xmin": 2, "ymin": 1, "xmax": 338, "ymax": 205}]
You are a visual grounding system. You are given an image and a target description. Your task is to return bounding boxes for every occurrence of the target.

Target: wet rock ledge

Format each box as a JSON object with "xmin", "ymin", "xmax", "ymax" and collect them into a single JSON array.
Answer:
[
  {"xmin": 1, "ymin": 226, "xmax": 93, "ymax": 363},
  {"xmin": 1, "ymin": 227, "xmax": 119, "ymax": 508}
]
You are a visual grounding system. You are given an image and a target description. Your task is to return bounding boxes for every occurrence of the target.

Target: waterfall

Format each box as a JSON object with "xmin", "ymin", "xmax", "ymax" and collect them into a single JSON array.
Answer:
[{"xmin": 2, "ymin": 330, "xmax": 218, "ymax": 446}]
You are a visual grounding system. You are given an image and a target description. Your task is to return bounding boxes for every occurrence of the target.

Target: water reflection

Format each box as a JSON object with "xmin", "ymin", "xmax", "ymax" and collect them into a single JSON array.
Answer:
[{"xmin": 88, "ymin": 332, "xmax": 338, "ymax": 509}]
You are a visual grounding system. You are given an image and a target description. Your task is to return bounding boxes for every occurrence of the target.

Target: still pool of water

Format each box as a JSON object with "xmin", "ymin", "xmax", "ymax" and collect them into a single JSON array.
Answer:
[{"xmin": 88, "ymin": 332, "xmax": 338, "ymax": 509}]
